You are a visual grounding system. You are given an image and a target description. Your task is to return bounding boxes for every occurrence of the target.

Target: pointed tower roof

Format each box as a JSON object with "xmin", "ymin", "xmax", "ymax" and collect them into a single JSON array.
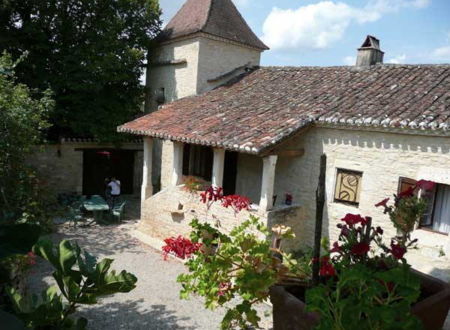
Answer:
[{"xmin": 158, "ymin": 0, "xmax": 268, "ymax": 50}]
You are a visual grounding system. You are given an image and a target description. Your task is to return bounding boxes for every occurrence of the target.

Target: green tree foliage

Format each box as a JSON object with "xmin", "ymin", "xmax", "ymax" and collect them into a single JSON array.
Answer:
[
  {"xmin": 0, "ymin": 52, "xmax": 54, "ymax": 226},
  {"xmin": 0, "ymin": 0, "xmax": 161, "ymax": 141}
]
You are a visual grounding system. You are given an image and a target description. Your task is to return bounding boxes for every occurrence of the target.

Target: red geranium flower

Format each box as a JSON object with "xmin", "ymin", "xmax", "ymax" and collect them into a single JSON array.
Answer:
[
  {"xmin": 390, "ymin": 242, "xmax": 406, "ymax": 259},
  {"xmin": 375, "ymin": 198, "xmax": 390, "ymax": 208},
  {"xmin": 319, "ymin": 256, "xmax": 336, "ymax": 277},
  {"xmin": 217, "ymin": 282, "xmax": 232, "ymax": 296},
  {"xmin": 350, "ymin": 242, "xmax": 370, "ymax": 256},
  {"xmin": 162, "ymin": 236, "xmax": 202, "ymax": 260},
  {"xmin": 398, "ymin": 186, "xmax": 415, "ymax": 199},
  {"xmin": 330, "ymin": 242, "xmax": 342, "ymax": 253},
  {"xmin": 415, "ymin": 180, "xmax": 435, "ymax": 191},
  {"xmin": 341, "ymin": 214, "xmax": 367, "ymax": 226}
]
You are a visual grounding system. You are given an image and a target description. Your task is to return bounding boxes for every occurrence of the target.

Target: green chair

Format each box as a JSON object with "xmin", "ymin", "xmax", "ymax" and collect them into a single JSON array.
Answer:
[
  {"xmin": 111, "ymin": 201, "xmax": 126, "ymax": 223},
  {"xmin": 68, "ymin": 202, "xmax": 84, "ymax": 227}
]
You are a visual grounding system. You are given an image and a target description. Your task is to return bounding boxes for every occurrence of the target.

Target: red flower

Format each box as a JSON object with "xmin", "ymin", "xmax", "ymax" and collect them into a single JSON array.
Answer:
[
  {"xmin": 200, "ymin": 186, "xmax": 223, "ymax": 204},
  {"xmin": 162, "ymin": 236, "xmax": 202, "ymax": 260},
  {"xmin": 319, "ymin": 256, "xmax": 336, "ymax": 277},
  {"xmin": 221, "ymin": 195, "xmax": 250, "ymax": 213},
  {"xmin": 390, "ymin": 242, "xmax": 406, "ymax": 259},
  {"xmin": 398, "ymin": 186, "xmax": 415, "ymax": 199},
  {"xmin": 375, "ymin": 226, "xmax": 384, "ymax": 235},
  {"xmin": 330, "ymin": 242, "xmax": 342, "ymax": 253},
  {"xmin": 341, "ymin": 214, "xmax": 367, "ymax": 226},
  {"xmin": 415, "ymin": 180, "xmax": 435, "ymax": 191},
  {"xmin": 350, "ymin": 242, "xmax": 370, "ymax": 256},
  {"xmin": 375, "ymin": 198, "xmax": 390, "ymax": 208}
]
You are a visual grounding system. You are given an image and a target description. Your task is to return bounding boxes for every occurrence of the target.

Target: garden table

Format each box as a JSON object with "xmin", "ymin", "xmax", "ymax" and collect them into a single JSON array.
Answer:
[{"xmin": 82, "ymin": 195, "xmax": 110, "ymax": 224}]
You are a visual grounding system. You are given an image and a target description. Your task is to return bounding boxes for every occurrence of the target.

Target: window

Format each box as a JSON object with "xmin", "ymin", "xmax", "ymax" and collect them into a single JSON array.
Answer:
[
  {"xmin": 398, "ymin": 177, "xmax": 417, "ymax": 195},
  {"xmin": 420, "ymin": 183, "xmax": 450, "ymax": 234},
  {"xmin": 334, "ymin": 169, "xmax": 363, "ymax": 206},
  {"xmin": 182, "ymin": 144, "xmax": 213, "ymax": 181}
]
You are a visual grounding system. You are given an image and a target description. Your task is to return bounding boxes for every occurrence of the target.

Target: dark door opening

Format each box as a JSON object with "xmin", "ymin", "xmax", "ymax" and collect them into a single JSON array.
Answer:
[
  {"xmin": 223, "ymin": 151, "xmax": 238, "ymax": 195},
  {"xmin": 82, "ymin": 149, "xmax": 135, "ymax": 195}
]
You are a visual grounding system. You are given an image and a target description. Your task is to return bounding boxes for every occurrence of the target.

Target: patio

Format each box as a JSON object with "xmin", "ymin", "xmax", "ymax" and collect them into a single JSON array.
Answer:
[{"xmin": 26, "ymin": 199, "xmax": 272, "ymax": 329}]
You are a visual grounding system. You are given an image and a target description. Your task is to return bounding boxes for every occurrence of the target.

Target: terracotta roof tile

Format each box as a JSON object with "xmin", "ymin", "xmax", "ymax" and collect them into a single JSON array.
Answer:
[
  {"xmin": 118, "ymin": 65, "xmax": 450, "ymax": 154},
  {"xmin": 158, "ymin": 0, "xmax": 268, "ymax": 50}
]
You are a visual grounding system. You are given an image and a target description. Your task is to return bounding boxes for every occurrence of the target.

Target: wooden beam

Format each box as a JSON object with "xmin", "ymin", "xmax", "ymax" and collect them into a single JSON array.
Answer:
[{"xmin": 270, "ymin": 148, "xmax": 305, "ymax": 157}]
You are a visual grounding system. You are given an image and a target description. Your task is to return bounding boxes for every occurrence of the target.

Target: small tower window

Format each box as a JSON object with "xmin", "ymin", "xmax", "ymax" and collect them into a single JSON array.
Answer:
[{"xmin": 156, "ymin": 87, "xmax": 165, "ymax": 105}]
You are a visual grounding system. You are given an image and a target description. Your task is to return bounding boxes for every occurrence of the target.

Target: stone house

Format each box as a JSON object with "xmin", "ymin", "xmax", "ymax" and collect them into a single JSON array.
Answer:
[{"xmin": 119, "ymin": 0, "xmax": 450, "ymax": 271}]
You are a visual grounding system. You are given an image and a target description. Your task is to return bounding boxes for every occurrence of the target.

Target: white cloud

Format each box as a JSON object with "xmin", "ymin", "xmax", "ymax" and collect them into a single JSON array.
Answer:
[
  {"xmin": 387, "ymin": 54, "xmax": 407, "ymax": 64},
  {"xmin": 431, "ymin": 46, "xmax": 450, "ymax": 60},
  {"xmin": 261, "ymin": 0, "xmax": 430, "ymax": 51},
  {"xmin": 343, "ymin": 56, "xmax": 356, "ymax": 65}
]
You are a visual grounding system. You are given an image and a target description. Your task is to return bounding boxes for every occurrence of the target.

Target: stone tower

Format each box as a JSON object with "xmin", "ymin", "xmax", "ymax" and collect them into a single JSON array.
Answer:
[
  {"xmin": 145, "ymin": 0, "xmax": 268, "ymax": 111},
  {"xmin": 145, "ymin": 0, "xmax": 268, "ymax": 190}
]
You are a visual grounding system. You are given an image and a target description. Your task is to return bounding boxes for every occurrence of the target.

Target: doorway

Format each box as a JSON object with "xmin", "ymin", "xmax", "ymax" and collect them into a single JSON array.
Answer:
[
  {"xmin": 223, "ymin": 151, "xmax": 238, "ymax": 195},
  {"xmin": 82, "ymin": 149, "xmax": 135, "ymax": 195}
]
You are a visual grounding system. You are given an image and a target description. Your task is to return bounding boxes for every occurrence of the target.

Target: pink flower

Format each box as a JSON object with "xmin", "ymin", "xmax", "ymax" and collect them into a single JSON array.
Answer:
[
  {"xmin": 415, "ymin": 180, "xmax": 435, "ymax": 191},
  {"xmin": 217, "ymin": 282, "xmax": 231, "ymax": 296},
  {"xmin": 390, "ymin": 242, "xmax": 406, "ymax": 259},
  {"xmin": 350, "ymin": 242, "xmax": 370, "ymax": 256},
  {"xmin": 375, "ymin": 198, "xmax": 390, "ymax": 208}
]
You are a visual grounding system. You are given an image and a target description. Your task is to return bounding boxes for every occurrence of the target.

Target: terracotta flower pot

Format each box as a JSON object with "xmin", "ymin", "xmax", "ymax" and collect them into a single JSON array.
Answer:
[{"xmin": 270, "ymin": 269, "xmax": 450, "ymax": 330}]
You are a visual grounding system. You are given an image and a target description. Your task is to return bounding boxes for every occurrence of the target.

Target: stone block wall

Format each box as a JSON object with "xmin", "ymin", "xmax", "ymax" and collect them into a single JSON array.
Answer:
[
  {"xmin": 139, "ymin": 185, "xmax": 268, "ymax": 241},
  {"xmin": 272, "ymin": 127, "xmax": 450, "ymax": 257},
  {"xmin": 28, "ymin": 141, "xmax": 143, "ymax": 196},
  {"xmin": 197, "ymin": 36, "xmax": 261, "ymax": 93}
]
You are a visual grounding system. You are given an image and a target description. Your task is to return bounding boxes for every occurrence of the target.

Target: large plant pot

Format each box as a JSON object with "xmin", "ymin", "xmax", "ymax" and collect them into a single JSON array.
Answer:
[{"xmin": 270, "ymin": 269, "xmax": 450, "ymax": 330}]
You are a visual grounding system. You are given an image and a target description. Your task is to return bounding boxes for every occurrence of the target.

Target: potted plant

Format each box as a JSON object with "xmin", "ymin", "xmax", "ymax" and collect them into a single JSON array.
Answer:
[
  {"xmin": 162, "ymin": 162, "xmax": 450, "ymax": 329},
  {"xmin": 270, "ymin": 174, "xmax": 450, "ymax": 330}
]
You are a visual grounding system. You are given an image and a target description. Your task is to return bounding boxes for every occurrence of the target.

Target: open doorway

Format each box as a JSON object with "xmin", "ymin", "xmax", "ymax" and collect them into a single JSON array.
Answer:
[{"xmin": 82, "ymin": 149, "xmax": 135, "ymax": 195}]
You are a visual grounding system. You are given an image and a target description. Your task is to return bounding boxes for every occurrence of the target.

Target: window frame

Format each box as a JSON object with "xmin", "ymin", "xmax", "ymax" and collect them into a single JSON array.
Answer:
[
  {"xmin": 333, "ymin": 168, "xmax": 363, "ymax": 207},
  {"xmin": 418, "ymin": 182, "xmax": 450, "ymax": 236}
]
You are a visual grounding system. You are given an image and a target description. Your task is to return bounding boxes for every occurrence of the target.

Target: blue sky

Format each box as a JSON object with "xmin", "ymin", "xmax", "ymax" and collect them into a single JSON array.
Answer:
[{"xmin": 159, "ymin": 0, "xmax": 450, "ymax": 66}]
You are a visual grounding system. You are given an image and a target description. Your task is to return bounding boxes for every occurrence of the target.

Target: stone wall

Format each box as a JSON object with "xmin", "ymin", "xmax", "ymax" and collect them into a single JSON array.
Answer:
[
  {"xmin": 197, "ymin": 36, "xmax": 261, "ymax": 93},
  {"xmin": 28, "ymin": 141, "xmax": 143, "ymax": 196},
  {"xmin": 271, "ymin": 127, "xmax": 450, "ymax": 257},
  {"xmin": 235, "ymin": 153, "xmax": 262, "ymax": 203},
  {"xmin": 139, "ymin": 185, "xmax": 267, "ymax": 241},
  {"xmin": 146, "ymin": 38, "xmax": 201, "ymax": 110}
]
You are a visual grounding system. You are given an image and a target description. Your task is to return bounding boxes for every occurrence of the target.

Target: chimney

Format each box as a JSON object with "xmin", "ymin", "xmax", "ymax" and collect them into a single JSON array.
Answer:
[{"xmin": 356, "ymin": 35, "xmax": 384, "ymax": 67}]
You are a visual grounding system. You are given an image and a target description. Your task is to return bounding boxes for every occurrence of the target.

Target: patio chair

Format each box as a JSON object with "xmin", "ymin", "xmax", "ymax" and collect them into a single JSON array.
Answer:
[
  {"xmin": 68, "ymin": 202, "xmax": 85, "ymax": 227},
  {"xmin": 111, "ymin": 201, "xmax": 126, "ymax": 223}
]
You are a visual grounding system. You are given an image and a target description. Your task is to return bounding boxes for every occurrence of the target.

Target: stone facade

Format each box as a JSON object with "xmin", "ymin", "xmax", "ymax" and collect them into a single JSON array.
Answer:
[
  {"xmin": 141, "ymin": 126, "xmax": 450, "ymax": 277},
  {"xmin": 148, "ymin": 34, "xmax": 263, "ymax": 191},
  {"xmin": 138, "ymin": 184, "xmax": 301, "ymax": 245},
  {"xmin": 28, "ymin": 141, "xmax": 143, "ymax": 195},
  {"xmin": 271, "ymin": 126, "xmax": 450, "ymax": 259}
]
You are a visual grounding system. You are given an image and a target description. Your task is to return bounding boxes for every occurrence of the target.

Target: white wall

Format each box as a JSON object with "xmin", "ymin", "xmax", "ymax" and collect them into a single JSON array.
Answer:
[
  {"xmin": 197, "ymin": 36, "xmax": 261, "ymax": 93},
  {"xmin": 272, "ymin": 127, "xmax": 450, "ymax": 257}
]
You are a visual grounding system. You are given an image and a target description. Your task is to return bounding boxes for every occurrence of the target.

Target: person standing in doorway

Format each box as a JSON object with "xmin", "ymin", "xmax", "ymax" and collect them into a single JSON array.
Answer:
[{"xmin": 108, "ymin": 177, "xmax": 121, "ymax": 209}]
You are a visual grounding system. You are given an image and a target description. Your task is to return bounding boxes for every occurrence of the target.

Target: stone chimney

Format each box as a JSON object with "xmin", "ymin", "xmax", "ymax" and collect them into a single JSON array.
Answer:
[{"xmin": 356, "ymin": 35, "xmax": 384, "ymax": 67}]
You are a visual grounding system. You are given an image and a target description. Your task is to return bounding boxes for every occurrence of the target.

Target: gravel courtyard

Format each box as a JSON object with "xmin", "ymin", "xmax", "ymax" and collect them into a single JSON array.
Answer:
[{"xmin": 26, "ymin": 207, "xmax": 272, "ymax": 330}]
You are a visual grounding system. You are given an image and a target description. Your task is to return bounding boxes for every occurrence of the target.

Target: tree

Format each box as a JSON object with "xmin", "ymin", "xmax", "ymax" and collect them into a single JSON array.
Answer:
[
  {"xmin": 0, "ymin": 52, "xmax": 53, "ymax": 225},
  {"xmin": 0, "ymin": 0, "xmax": 161, "ymax": 142}
]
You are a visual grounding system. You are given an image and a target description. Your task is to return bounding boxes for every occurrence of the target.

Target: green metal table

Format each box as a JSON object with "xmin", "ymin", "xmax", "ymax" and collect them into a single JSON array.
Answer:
[{"xmin": 83, "ymin": 195, "xmax": 110, "ymax": 224}]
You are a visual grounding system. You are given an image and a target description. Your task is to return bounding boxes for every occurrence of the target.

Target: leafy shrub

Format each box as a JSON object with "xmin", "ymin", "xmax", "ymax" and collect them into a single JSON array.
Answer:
[{"xmin": 7, "ymin": 239, "xmax": 137, "ymax": 329}]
